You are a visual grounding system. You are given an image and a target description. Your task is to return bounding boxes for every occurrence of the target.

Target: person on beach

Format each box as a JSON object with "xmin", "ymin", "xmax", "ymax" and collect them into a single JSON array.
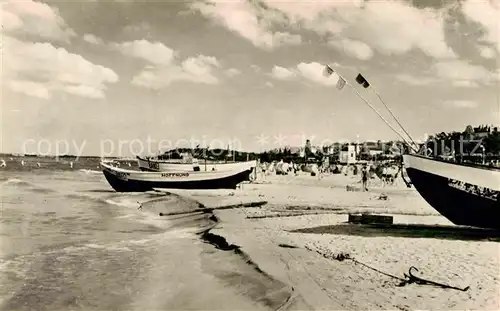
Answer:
[{"xmin": 361, "ymin": 164, "xmax": 369, "ymax": 191}]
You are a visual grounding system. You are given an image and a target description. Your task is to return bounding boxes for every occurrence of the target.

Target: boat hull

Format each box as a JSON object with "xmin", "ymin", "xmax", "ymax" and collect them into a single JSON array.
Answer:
[
  {"xmin": 137, "ymin": 156, "xmax": 257, "ymax": 172},
  {"xmin": 102, "ymin": 162, "xmax": 253, "ymax": 192},
  {"xmin": 403, "ymin": 154, "xmax": 500, "ymax": 229}
]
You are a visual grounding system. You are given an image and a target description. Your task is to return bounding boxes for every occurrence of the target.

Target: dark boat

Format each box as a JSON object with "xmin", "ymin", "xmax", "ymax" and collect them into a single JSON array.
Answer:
[
  {"xmin": 101, "ymin": 161, "xmax": 253, "ymax": 192},
  {"xmin": 322, "ymin": 64, "xmax": 500, "ymax": 230},
  {"xmin": 403, "ymin": 154, "xmax": 500, "ymax": 229}
]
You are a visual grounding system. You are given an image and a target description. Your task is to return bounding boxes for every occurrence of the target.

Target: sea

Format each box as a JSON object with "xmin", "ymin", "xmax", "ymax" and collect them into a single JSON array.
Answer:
[{"xmin": 0, "ymin": 168, "xmax": 239, "ymax": 311}]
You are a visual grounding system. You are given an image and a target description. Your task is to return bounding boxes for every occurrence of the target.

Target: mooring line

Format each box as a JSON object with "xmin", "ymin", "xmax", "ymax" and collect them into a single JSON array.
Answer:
[{"xmin": 305, "ymin": 246, "xmax": 469, "ymax": 291}]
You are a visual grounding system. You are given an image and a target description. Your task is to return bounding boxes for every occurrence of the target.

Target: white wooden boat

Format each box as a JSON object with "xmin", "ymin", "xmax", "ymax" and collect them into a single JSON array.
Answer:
[{"xmin": 101, "ymin": 161, "xmax": 253, "ymax": 192}]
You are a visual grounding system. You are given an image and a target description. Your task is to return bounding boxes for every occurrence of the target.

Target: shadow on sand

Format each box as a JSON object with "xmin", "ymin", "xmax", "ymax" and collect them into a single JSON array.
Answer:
[{"xmin": 292, "ymin": 223, "xmax": 500, "ymax": 242}]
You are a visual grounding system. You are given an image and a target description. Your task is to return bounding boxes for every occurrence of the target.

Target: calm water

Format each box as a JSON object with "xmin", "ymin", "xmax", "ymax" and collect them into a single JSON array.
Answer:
[{"xmin": 0, "ymin": 169, "xmax": 216, "ymax": 311}]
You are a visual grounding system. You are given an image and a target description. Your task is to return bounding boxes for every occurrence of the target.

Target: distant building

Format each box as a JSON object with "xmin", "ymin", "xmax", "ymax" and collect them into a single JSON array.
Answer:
[
  {"xmin": 368, "ymin": 150, "xmax": 383, "ymax": 157},
  {"xmin": 339, "ymin": 145, "xmax": 356, "ymax": 164}
]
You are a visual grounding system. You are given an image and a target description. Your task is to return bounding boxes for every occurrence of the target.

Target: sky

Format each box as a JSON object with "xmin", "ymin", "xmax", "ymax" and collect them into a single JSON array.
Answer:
[{"xmin": 1, "ymin": 0, "xmax": 499, "ymax": 157}]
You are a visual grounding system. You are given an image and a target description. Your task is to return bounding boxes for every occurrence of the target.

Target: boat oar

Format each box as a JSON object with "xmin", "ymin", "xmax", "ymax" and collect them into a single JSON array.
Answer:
[{"xmin": 403, "ymin": 266, "xmax": 470, "ymax": 291}]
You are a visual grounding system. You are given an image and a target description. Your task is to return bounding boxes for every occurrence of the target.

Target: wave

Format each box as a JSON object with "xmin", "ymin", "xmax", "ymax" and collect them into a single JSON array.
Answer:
[
  {"xmin": 78, "ymin": 169, "xmax": 101, "ymax": 174},
  {"xmin": 0, "ymin": 178, "xmax": 55, "ymax": 194},
  {"xmin": 1, "ymin": 178, "xmax": 30, "ymax": 187}
]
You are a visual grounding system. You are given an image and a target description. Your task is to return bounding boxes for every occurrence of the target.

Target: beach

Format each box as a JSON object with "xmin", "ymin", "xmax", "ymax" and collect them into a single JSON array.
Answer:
[
  {"xmin": 161, "ymin": 173, "xmax": 500, "ymax": 310},
  {"xmin": 1, "ymin": 168, "xmax": 499, "ymax": 310}
]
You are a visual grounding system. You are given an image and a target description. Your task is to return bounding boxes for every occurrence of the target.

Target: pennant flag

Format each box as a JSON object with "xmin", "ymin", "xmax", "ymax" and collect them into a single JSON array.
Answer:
[
  {"xmin": 323, "ymin": 64, "xmax": 335, "ymax": 77},
  {"xmin": 355, "ymin": 73, "xmax": 370, "ymax": 88},
  {"xmin": 336, "ymin": 76, "xmax": 346, "ymax": 90}
]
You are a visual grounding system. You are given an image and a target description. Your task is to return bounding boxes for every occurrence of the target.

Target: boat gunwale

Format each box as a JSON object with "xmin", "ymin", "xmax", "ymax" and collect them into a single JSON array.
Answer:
[
  {"xmin": 136, "ymin": 155, "xmax": 255, "ymax": 165},
  {"xmin": 407, "ymin": 154, "xmax": 500, "ymax": 172}
]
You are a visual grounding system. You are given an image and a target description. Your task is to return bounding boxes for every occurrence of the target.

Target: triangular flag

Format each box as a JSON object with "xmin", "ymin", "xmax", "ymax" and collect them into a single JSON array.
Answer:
[
  {"xmin": 355, "ymin": 73, "xmax": 370, "ymax": 88},
  {"xmin": 336, "ymin": 76, "xmax": 346, "ymax": 90},
  {"xmin": 323, "ymin": 64, "xmax": 334, "ymax": 77}
]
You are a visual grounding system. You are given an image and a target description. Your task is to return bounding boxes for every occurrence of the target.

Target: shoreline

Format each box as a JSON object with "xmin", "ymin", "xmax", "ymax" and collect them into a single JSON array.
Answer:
[{"xmin": 151, "ymin": 189, "xmax": 310, "ymax": 311}]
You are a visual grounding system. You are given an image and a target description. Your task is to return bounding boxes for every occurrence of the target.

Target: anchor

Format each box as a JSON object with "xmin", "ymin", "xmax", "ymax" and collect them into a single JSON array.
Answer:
[{"xmin": 398, "ymin": 266, "xmax": 469, "ymax": 291}]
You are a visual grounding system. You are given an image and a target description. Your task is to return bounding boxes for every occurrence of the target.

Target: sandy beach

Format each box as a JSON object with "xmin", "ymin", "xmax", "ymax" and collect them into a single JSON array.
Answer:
[
  {"xmin": 159, "ymin": 172, "xmax": 500, "ymax": 310},
  {"xmin": 2, "ymin": 168, "xmax": 499, "ymax": 310}
]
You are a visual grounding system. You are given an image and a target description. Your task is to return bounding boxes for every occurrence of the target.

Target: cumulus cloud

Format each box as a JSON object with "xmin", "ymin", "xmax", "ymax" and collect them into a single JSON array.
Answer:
[
  {"xmin": 132, "ymin": 55, "xmax": 220, "ymax": 88},
  {"xmin": 328, "ymin": 38, "xmax": 373, "ymax": 60},
  {"xmin": 111, "ymin": 39, "xmax": 223, "ymax": 88},
  {"xmin": 271, "ymin": 66, "xmax": 296, "ymax": 80},
  {"xmin": 478, "ymin": 45, "xmax": 496, "ymax": 59},
  {"xmin": 395, "ymin": 60, "xmax": 495, "ymax": 88},
  {"xmin": 190, "ymin": 0, "xmax": 301, "ymax": 50},
  {"xmin": 225, "ymin": 68, "xmax": 241, "ymax": 77},
  {"xmin": 250, "ymin": 65, "xmax": 261, "ymax": 72},
  {"xmin": 462, "ymin": 0, "xmax": 500, "ymax": 53},
  {"xmin": 296, "ymin": 62, "xmax": 340, "ymax": 86},
  {"xmin": 1, "ymin": 0, "xmax": 76, "ymax": 42},
  {"xmin": 3, "ymin": 36, "xmax": 118, "ymax": 99},
  {"xmin": 111, "ymin": 40, "xmax": 176, "ymax": 65},
  {"xmin": 269, "ymin": 62, "xmax": 340, "ymax": 86},
  {"xmin": 452, "ymin": 80, "xmax": 479, "ymax": 88},
  {"xmin": 83, "ymin": 34, "xmax": 103, "ymax": 45},
  {"xmin": 433, "ymin": 60, "xmax": 495, "ymax": 84},
  {"xmin": 262, "ymin": 0, "xmax": 455, "ymax": 59}
]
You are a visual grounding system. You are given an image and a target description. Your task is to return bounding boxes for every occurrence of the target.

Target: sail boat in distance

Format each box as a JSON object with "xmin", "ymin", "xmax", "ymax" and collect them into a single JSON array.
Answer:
[{"xmin": 324, "ymin": 65, "xmax": 500, "ymax": 230}]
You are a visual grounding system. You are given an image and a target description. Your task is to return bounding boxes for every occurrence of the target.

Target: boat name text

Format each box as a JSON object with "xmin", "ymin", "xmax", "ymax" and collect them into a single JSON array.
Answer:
[
  {"xmin": 148, "ymin": 162, "xmax": 159, "ymax": 170},
  {"xmin": 161, "ymin": 172, "xmax": 189, "ymax": 178},
  {"xmin": 448, "ymin": 179, "xmax": 498, "ymax": 201}
]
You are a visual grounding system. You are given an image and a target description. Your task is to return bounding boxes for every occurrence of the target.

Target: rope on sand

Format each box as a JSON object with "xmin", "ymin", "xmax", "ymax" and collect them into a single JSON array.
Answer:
[{"xmin": 304, "ymin": 246, "xmax": 469, "ymax": 291}]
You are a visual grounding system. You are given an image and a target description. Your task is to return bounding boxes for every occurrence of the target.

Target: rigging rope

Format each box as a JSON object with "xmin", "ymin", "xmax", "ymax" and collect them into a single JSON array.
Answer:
[
  {"xmin": 327, "ymin": 64, "xmax": 419, "ymax": 153},
  {"xmin": 346, "ymin": 82, "xmax": 418, "ymax": 152},
  {"xmin": 368, "ymin": 87, "xmax": 419, "ymax": 151}
]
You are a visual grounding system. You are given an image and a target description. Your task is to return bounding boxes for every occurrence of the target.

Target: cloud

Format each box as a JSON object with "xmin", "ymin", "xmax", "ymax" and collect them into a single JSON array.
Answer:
[
  {"xmin": 461, "ymin": 0, "xmax": 500, "ymax": 53},
  {"xmin": 111, "ymin": 40, "xmax": 176, "ymax": 65},
  {"xmin": 3, "ymin": 36, "xmax": 118, "ymax": 99},
  {"xmin": 451, "ymin": 80, "xmax": 479, "ymax": 88},
  {"xmin": 8, "ymin": 80, "xmax": 51, "ymax": 99},
  {"xmin": 112, "ymin": 39, "xmax": 221, "ymax": 88},
  {"xmin": 83, "ymin": 34, "xmax": 103, "ymax": 45},
  {"xmin": 250, "ymin": 65, "xmax": 261, "ymax": 72},
  {"xmin": 262, "ymin": 0, "xmax": 455, "ymax": 59},
  {"xmin": 433, "ymin": 60, "xmax": 495, "ymax": 84},
  {"xmin": 265, "ymin": 82, "xmax": 274, "ymax": 88},
  {"xmin": 271, "ymin": 66, "xmax": 296, "ymax": 80},
  {"xmin": 296, "ymin": 62, "xmax": 340, "ymax": 86},
  {"xmin": 478, "ymin": 45, "xmax": 496, "ymax": 59},
  {"xmin": 395, "ymin": 61, "xmax": 493, "ymax": 88},
  {"xmin": 328, "ymin": 38, "xmax": 373, "ymax": 60},
  {"xmin": 1, "ymin": 0, "xmax": 76, "ymax": 42},
  {"xmin": 443, "ymin": 100, "xmax": 478, "ymax": 108},
  {"xmin": 225, "ymin": 68, "xmax": 241, "ymax": 77},
  {"xmin": 190, "ymin": 0, "xmax": 301, "ymax": 50},
  {"xmin": 131, "ymin": 54, "xmax": 221, "ymax": 89},
  {"xmin": 269, "ymin": 62, "xmax": 340, "ymax": 86}
]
